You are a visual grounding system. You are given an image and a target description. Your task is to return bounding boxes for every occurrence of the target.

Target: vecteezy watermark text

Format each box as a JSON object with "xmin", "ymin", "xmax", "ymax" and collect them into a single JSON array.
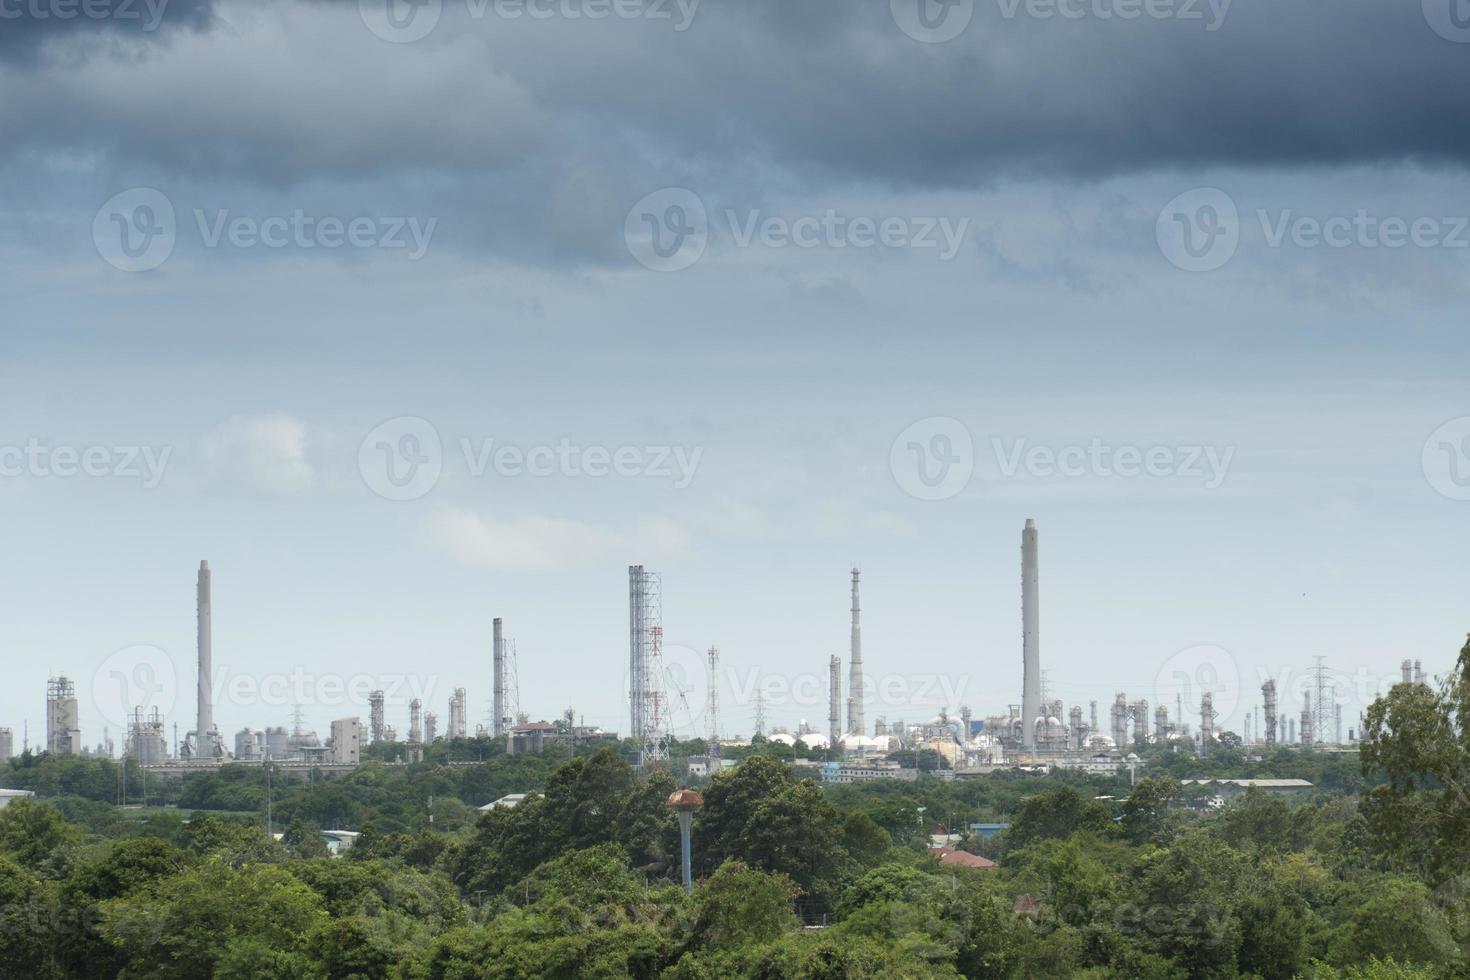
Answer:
[
  {"xmin": 460, "ymin": 438, "xmax": 702, "ymax": 486},
  {"xmin": 358, "ymin": 417, "xmax": 704, "ymax": 501},
  {"xmin": 995, "ymin": 0, "xmax": 1231, "ymax": 29},
  {"xmin": 94, "ymin": 187, "xmax": 437, "ymax": 272},
  {"xmin": 359, "ymin": 0, "xmax": 700, "ymax": 44},
  {"xmin": 623, "ymin": 188, "xmax": 971, "ymax": 272},
  {"xmin": 890, "ymin": 0, "xmax": 1231, "ymax": 43},
  {"xmin": 889, "ymin": 417, "xmax": 1235, "ymax": 501},
  {"xmin": 194, "ymin": 210, "xmax": 437, "ymax": 259},
  {"xmin": 0, "ymin": 0, "xmax": 171, "ymax": 31},
  {"xmin": 215, "ymin": 666, "xmax": 437, "ymax": 710},
  {"xmin": 993, "ymin": 437, "xmax": 1234, "ymax": 489},
  {"xmin": 1158, "ymin": 187, "xmax": 1470, "ymax": 273},
  {"xmin": 724, "ymin": 210, "xmax": 970, "ymax": 261},
  {"xmin": 0, "ymin": 439, "xmax": 171, "ymax": 489}
]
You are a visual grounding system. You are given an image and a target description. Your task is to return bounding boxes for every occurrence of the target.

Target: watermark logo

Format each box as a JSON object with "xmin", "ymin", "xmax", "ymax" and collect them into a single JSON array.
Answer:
[
  {"xmin": 360, "ymin": 0, "xmax": 443, "ymax": 43},
  {"xmin": 993, "ymin": 437, "xmax": 1234, "ymax": 489},
  {"xmin": 94, "ymin": 188, "xmax": 176, "ymax": 273},
  {"xmin": 193, "ymin": 210, "xmax": 437, "ymax": 258},
  {"xmin": 460, "ymin": 437, "xmax": 702, "ymax": 488},
  {"xmin": 92, "ymin": 644, "xmax": 177, "ymax": 734},
  {"xmin": 1153, "ymin": 643, "xmax": 1240, "ymax": 733},
  {"xmin": 216, "ymin": 667, "xmax": 437, "ymax": 710},
  {"xmin": 725, "ymin": 209, "xmax": 970, "ymax": 260},
  {"xmin": 624, "ymin": 187, "xmax": 708, "ymax": 272},
  {"xmin": 0, "ymin": 439, "xmax": 171, "ymax": 488},
  {"xmin": 890, "ymin": 417, "xmax": 975, "ymax": 501},
  {"xmin": 891, "ymin": 0, "xmax": 974, "ymax": 42},
  {"xmin": 995, "ymin": 0, "xmax": 1231, "ymax": 30},
  {"xmin": 358, "ymin": 419, "xmax": 704, "ymax": 500},
  {"xmin": 624, "ymin": 641, "xmax": 713, "ymax": 736},
  {"xmin": 95, "ymin": 188, "xmax": 437, "ymax": 271},
  {"xmin": 361, "ymin": 0, "xmax": 699, "ymax": 41},
  {"xmin": 1427, "ymin": 875, "xmax": 1470, "ymax": 963},
  {"xmin": 0, "ymin": 0, "xmax": 171, "ymax": 30},
  {"xmin": 1423, "ymin": 417, "xmax": 1470, "ymax": 502},
  {"xmin": 359, "ymin": 416, "xmax": 444, "ymax": 502},
  {"xmin": 1157, "ymin": 188, "xmax": 1239, "ymax": 273},
  {"xmin": 1424, "ymin": 0, "xmax": 1470, "ymax": 43},
  {"xmin": 1258, "ymin": 210, "xmax": 1470, "ymax": 250}
]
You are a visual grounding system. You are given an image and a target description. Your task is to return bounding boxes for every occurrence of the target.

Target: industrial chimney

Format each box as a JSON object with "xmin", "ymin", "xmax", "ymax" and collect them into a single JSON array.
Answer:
[
  {"xmin": 493, "ymin": 617, "xmax": 506, "ymax": 738},
  {"xmin": 847, "ymin": 569, "xmax": 864, "ymax": 736},
  {"xmin": 1021, "ymin": 520, "xmax": 1041, "ymax": 750},
  {"xmin": 1262, "ymin": 680, "xmax": 1278, "ymax": 745},
  {"xmin": 196, "ymin": 561, "xmax": 215, "ymax": 760},
  {"xmin": 828, "ymin": 656, "xmax": 841, "ymax": 754}
]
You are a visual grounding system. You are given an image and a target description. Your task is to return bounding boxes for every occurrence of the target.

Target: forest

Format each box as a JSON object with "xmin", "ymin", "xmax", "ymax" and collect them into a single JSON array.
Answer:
[{"xmin": 0, "ymin": 636, "xmax": 1465, "ymax": 979}]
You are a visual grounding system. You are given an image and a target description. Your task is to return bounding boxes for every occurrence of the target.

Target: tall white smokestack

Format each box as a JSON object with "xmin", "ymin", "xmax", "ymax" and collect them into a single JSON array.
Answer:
[
  {"xmin": 829, "ymin": 656, "xmax": 842, "ymax": 752},
  {"xmin": 493, "ymin": 617, "xmax": 506, "ymax": 738},
  {"xmin": 847, "ymin": 569, "xmax": 864, "ymax": 736},
  {"xmin": 1022, "ymin": 520, "xmax": 1041, "ymax": 750},
  {"xmin": 196, "ymin": 560, "xmax": 214, "ymax": 759}
]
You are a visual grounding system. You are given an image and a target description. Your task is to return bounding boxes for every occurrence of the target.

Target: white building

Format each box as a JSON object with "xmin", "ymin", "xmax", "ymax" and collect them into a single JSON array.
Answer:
[
  {"xmin": 328, "ymin": 717, "xmax": 362, "ymax": 766},
  {"xmin": 1053, "ymin": 755, "xmax": 1124, "ymax": 774},
  {"xmin": 0, "ymin": 789, "xmax": 35, "ymax": 809}
]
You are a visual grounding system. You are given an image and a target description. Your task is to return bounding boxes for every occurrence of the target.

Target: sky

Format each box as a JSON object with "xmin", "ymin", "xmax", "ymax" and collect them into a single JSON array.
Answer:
[{"xmin": 1, "ymin": 0, "xmax": 1468, "ymax": 752}]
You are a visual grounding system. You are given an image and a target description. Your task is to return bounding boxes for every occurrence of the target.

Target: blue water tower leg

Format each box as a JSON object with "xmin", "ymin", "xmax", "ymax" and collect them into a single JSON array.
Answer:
[{"xmin": 678, "ymin": 811, "xmax": 693, "ymax": 893}]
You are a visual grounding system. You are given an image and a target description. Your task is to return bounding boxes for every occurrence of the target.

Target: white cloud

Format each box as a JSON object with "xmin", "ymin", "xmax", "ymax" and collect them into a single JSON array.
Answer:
[
  {"xmin": 202, "ymin": 412, "xmax": 313, "ymax": 495},
  {"xmin": 428, "ymin": 507, "xmax": 690, "ymax": 573}
]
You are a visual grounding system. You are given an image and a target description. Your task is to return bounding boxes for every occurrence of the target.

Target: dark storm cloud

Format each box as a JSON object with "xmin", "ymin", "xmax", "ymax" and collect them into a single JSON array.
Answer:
[
  {"xmin": 544, "ymin": 0, "xmax": 1470, "ymax": 183},
  {"xmin": 0, "ymin": 0, "xmax": 215, "ymax": 59},
  {"xmin": 1, "ymin": 0, "xmax": 1468, "ymax": 186}
]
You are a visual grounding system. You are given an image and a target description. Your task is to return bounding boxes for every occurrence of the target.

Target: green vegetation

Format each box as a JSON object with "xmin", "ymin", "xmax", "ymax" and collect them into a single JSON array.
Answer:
[{"xmin": 1, "ymin": 636, "xmax": 1467, "ymax": 977}]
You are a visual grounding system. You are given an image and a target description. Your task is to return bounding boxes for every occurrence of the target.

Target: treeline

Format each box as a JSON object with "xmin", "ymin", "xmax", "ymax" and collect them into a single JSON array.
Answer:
[
  {"xmin": 0, "ymin": 744, "xmax": 1463, "ymax": 977},
  {"xmin": 0, "ymin": 637, "xmax": 1464, "ymax": 977}
]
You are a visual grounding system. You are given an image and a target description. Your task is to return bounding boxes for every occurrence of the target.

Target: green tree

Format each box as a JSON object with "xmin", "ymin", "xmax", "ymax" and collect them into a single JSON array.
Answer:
[
  {"xmin": 99, "ymin": 860, "xmax": 329, "ymax": 978},
  {"xmin": 689, "ymin": 860, "xmax": 799, "ymax": 949},
  {"xmin": 0, "ymin": 798, "xmax": 81, "ymax": 869},
  {"xmin": 699, "ymin": 757, "xmax": 849, "ymax": 900},
  {"xmin": 1361, "ymin": 634, "xmax": 1470, "ymax": 880},
  {"xmin": 1119, "ymin": 777, "xmax": 1180, "ymax": 846},
  {"xmin": 282, "ymin": 818, "xmax": 330, "ymax": 859},
  {"xmin": 1008, "ymin": 786, "xmax": 1112, "ymax": 849}
]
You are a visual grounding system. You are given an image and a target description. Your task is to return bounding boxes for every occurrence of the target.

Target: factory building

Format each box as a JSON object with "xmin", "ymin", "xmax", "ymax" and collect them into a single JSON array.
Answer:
[
  {"xmin": 46, "ymin": 676, "xmax": 81, "ymax": 756},
  {"xmin": 126, "ymin": 708, "xmax": 169, "ymax": 766},
  {"xmin": 329, "ymin": 717, "xmax": 362, "ymax": 765},
  {"xmin": 0, "ymin": 727, "xmax": 11, "ymax": 760},
  {"xmin": 448, "ymin": 688, "xmax": 467, "ymax": 740},
  {"xmin": 235, "ymin": 728, "xmax": 262, "ymax": 761}
]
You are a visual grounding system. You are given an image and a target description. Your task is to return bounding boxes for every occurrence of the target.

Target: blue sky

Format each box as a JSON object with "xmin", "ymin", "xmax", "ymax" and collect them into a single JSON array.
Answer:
[{"xmin": 1, "ymin": 0, "xmax": 1468, "ymax": 750}]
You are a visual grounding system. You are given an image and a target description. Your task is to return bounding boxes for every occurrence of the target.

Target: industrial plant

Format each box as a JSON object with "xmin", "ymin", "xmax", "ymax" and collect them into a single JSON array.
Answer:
[{"xmin": 0, "ymin": 521, "xmax": 1431, "ymax": 781}]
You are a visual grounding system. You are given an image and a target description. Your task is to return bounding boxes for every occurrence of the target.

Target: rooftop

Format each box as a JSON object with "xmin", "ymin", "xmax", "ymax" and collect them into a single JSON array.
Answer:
[
  {"xmin": 1181, "ymin": 778, "xmax": 1313, "ymax": 788},
  {"xmin": 930, "ymin": 847, "xmax": 996, "ymax": 870}
]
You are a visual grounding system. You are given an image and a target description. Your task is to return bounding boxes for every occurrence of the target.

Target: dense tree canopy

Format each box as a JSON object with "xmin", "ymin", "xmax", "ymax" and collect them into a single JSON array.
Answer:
[{"xmin": 0, "ymin": 635, "xmax": 1466, "ymax": 977}]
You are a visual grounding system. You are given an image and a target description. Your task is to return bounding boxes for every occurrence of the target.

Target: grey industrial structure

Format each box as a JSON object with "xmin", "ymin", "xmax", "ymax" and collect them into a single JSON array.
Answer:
[
  {"xmin": 1021, "ymin": 520, "xmax": 1041, "ymax": 750},
  {"xmin": 8, "ymin": 540, "xmax": 1419, "ymax": 786},
  {"xmin": 46, "ymin": 676, "xmax": 80, "ymax": 756},
  {"xmin": 628, "ymin": 565, "xmax": 665, "ymax": 767},
  {"xmin": 493, "ymin": 617, "xmax": 506, "ymax": 737},
  {"xmin": 847, "ymin": 568, "xmax": 864, "ymax": 736}
]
